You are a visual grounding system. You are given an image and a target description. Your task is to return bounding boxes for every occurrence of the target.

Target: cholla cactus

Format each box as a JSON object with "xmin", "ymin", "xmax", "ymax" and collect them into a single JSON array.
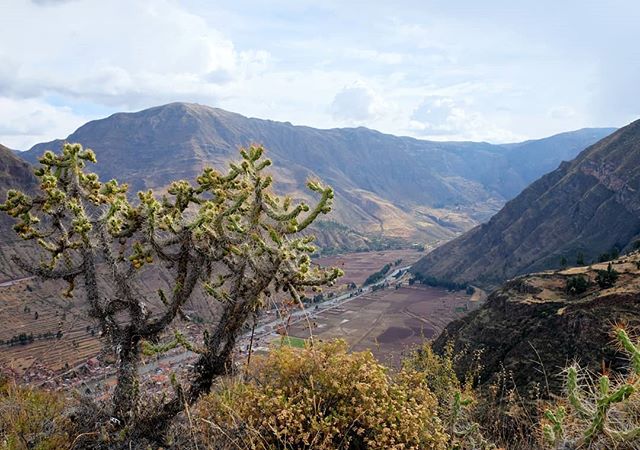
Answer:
[
  {"xmin": 0, "ymin": 143, "xmax": 342, "ymax": 436},
  {"xmin": 543, "ymin": 326, "xmax": 640, "ymax": 447},
  {"xmin": 542, "ymin": 405, "xmax": 566, "ymax": 446}
]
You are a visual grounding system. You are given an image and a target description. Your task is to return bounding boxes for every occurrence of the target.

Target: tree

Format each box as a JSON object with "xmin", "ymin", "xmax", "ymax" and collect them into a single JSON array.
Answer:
[
  {"xmin": 595, "ymin": 263, "xmax": 619, "ymax": 289},
  {"xmin": 598, "ymin": 253, "xmax": 611, "ymax": 263},
  {"xmin": 0, "ymin": 143, "xmax": 342, "ymax": 440},
  {"xmin": 610, "ymin": 246, "xmax": 620, "ymax": 260},
  {"xmin": 565, "ymin": 275, "xmax": 589, "ymax": 295}
]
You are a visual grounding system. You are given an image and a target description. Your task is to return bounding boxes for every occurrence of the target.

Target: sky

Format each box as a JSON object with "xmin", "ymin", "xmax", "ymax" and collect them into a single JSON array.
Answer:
[{"xmin": 1, "ymin": 0, "xmax": 639, "ymax": 149}]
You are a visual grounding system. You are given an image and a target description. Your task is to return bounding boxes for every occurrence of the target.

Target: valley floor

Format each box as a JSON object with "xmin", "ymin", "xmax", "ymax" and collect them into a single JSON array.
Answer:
[
  {"xmin": 286, "ymin": 284, "xmax": 477, "ymax": 367},
  {"xmin": 0, "ymin": 248, "xmax": 478, "ymax": 393}
]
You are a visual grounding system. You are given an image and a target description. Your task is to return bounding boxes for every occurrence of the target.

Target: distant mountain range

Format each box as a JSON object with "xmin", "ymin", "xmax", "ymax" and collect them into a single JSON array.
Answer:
[
  {"xmin": 413, "ymin": 118, "xmax": 640, "ymax": 288},
  {"xmin": 18, "ymin": 103, "xmax": 614, "ymax": 246}
]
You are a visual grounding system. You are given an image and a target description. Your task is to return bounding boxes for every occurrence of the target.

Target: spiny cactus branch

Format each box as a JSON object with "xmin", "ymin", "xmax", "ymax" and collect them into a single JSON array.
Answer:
[{"xmin": 551, "ymin": 327, "xmax": 640, "ymax": 446}]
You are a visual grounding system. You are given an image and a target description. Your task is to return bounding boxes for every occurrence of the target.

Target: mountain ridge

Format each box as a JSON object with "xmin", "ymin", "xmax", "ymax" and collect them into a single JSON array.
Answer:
[
  {"xmin": 432, "ymin": 252, "xmax": 640, "ymax": 395},
  {"xmin": 412, "ymin": 118, "xmax": 640, "ymax": 288},
  {"xmin": 19, "ymin": 102, "xmax": 615, "ymax": 244}
]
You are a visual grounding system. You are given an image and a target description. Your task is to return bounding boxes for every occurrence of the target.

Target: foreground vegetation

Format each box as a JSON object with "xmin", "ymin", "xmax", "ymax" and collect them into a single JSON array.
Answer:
[
  {"xmin": 0, "ymin": 144, "xmax": 341, "ymax": 445},
  {"xmin": 5, "ymin": 326, "xmax": 640, "ymax": 449}
]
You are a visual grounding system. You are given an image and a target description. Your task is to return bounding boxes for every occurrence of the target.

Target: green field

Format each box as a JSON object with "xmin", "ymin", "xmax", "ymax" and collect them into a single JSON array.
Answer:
[{"xmin": 280, "ymin": 335, "xmax": 306, "ymax": 348}]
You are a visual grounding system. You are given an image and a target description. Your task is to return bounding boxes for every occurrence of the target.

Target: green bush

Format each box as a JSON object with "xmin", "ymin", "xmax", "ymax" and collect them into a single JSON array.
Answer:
[
  {"xmin": 565, "ymin": 275, "xmax": 589, "ymax": 295},
  {"xmin": 595, "ymin": 263, "xmax": 619, "ymax": 288},
  {"xmin": 363, "ymin": 263, "xmax": 392, "ymax": 286}
]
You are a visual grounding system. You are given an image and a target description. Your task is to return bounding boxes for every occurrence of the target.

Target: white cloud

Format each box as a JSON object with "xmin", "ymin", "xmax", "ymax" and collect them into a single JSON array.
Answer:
[
  {"xmin": 0, "ymin": 0, "xmax": 270, "ymax": 109},
  {"xmin": 410, "ymin": 96, "xmax": 460, "ymax": 134},
  {"xmin": 343, "ymin": 49, "xmax": 405, "ymax": 65},
  {"xmin": 330, "ymin": 83, "xmax": 388, "ymax": 123},
  {"xmin": 0, "ymin": 98, "xmax": 88, "ymax": 150},
  {"xmin": 30, "ymin": 0, "xmax": 77, "ymax": 5},
  {"xmin": 548, "ymin": 106, "xmax": 576, "ymax": 119},
  {"xmin": 409, "ymin": 96, "xmax": 519, "ymax": 142},
  {"xmin": 1, "ymin": 0, "xmax": 637, "ymax": 148}
]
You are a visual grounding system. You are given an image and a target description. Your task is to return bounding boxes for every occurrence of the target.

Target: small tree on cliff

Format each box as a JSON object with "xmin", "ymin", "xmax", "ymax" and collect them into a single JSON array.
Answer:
[{"xmin": 0, "ymin": 143, "xmax": 342, "ymax": 439}]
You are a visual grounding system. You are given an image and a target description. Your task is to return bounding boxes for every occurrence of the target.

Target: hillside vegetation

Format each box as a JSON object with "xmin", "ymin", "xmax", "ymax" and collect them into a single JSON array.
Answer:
[{"xmin": 433, "ymin": 252, "xmax": 640, "ymax": 396}]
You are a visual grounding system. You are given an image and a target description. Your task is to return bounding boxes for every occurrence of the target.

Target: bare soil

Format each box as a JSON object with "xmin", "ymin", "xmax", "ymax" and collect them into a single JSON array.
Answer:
[{"xmin": 287, "ymin": 285, "xmax": 477, "ymax": 367}]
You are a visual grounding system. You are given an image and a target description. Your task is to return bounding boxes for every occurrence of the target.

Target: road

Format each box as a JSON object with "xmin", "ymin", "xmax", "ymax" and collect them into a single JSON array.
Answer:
[
  {"xmin": 0, "ymin": 276, "xmax": 35, "ymax": 287},
  {"xmin": 250, "ymin": 265, "xmax": 411, "ymax": 337}
]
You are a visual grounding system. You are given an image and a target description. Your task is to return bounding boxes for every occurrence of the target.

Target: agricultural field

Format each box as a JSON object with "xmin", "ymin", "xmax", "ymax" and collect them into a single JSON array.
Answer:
[
  {"xmin": 0, "ymin": 266, "xmax": 215, "ymax": 377},
  {"xmin": 314, "ymin": 248, "xmax": 424, "ymax": 290},
  {"xmin": 286, "ymin": 284, "xmax": 479, "ymax": 367},
  {"xmin": 0, "ymin": 248, "xmax": 441, "ymax": 376},
  {"xmin": 0, "ymin": 277, "xmax": 102, "ymax": 375}
]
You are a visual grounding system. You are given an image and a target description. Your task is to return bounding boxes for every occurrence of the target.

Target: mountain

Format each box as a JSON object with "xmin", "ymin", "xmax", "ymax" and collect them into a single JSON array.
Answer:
[
  {"xmin": 494, "ymin": 128, "xmax": 619, "ymax": 198},
  {"xmin": 19, "ymin": 103, "xmax": 614, "ymax": 245},
  {"xmin": 433, "ymin": 254, "xmax": 640, "ymax": 394},
  {"xmin": 0, "ymin": 143, "xmax": 37, "ymax": 230},
  {"xmin": 412, "ymin": 119, "xmax": 640, "ymax": 288},
  {"xmin": 0, "ymin": 143, "xmax": 38, "ymax": 279},
  {"xmin": 0, "ymin": 143, "xmax": 36, "ymax": 199}
]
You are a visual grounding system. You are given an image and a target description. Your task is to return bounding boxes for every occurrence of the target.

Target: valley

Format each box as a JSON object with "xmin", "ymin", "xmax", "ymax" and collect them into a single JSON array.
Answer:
[
  {"xmin": 0, "ymin": 248, "xmax": 452, "ymax": 385},
  {"xmin": 4, "ymin": 2, "xmax": 640, "ymax": 448}
]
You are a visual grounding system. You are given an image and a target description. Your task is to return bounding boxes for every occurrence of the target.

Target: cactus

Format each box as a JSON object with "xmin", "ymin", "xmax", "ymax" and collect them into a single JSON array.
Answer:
[
  {"xmin": 449, "ymin": 391, "xmax": 496, "ymax": 449},
  {"xmin": 581, "ymin": 374, "xmax": 634, "ymax": 443},
  {"xmin": 615, "ymin": 326, "xmax": 640, "ymax": 374},
  {"xmin": 542, "ymin": 405, "xmax": 565, "ymax": 446},
  {"xmin": 547, "ymin": 326, "xmax": 640, "ymax": 447},
  {"xmin": 0, "ymin": 143, "xmax": 343, "ymax": 438}
]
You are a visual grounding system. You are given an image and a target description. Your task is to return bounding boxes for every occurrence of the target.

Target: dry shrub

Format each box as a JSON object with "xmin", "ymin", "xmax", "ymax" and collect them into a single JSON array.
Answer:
[
  {"xmin": 0, "ymin": 378, "xmax": 73, "ymax": 450},
  {"xmin": 404, "ymin": 344, "xmax": 496, "ymax": 450},
  {"xmin": 477, "ymin": 365, "xmax": 542, "ymax": 450},
  {"xmin": 196, "ymin": 340, "xmax": 448, "ymax": 449}
]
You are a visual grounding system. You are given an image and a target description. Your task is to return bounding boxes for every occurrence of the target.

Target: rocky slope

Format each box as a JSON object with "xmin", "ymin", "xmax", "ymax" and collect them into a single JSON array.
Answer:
[
  {"xmin": 19, "ymin": 103, "xmax": 613, "ymax": 244},
  {"xmin": 0, "ymin": 143, "xmax": 36, "ymax": 207},
  {"xmin": 413, "ymin": 119, "xmax": 640, "ymax": 288},
  {"xmin": 0, "ymin": 144, "xmax": 38, "ymax": 279},
  {"xmin": 433, "ymin": 253, "xmax": 640, "ymax": 394}
]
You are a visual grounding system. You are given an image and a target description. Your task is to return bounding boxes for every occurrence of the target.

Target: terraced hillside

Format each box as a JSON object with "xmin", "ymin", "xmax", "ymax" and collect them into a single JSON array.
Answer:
[{"xmin": 434, "ymin": 251, "xmax": 640, "ymax": 394}]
